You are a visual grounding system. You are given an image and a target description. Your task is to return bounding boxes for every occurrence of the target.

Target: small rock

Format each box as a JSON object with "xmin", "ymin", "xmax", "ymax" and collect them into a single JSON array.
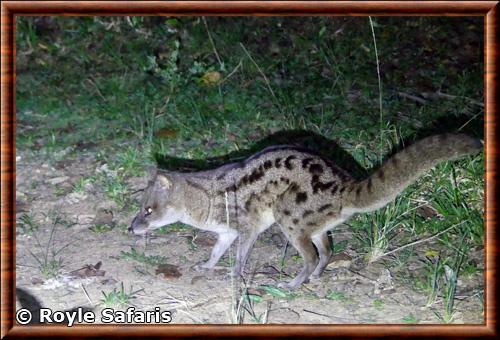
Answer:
[
  {"xmin": 31, "ymin": 277, "xmax": 44, "ymax": 285},
  {"xmin": 326, "ymin": 252, "xmax": 353, "ymax": 269},
  {"xmin": 16, "ymin": 191, "xmax": 27, "ymax": 200},
  {"xmin": 93, "ymin": 208, "xmax": 114, "ymax": 226},
  {"xmin": 374, "ymin": 268, "xmax": 395, "ymax": 295},
  {"xmin": 190, "ymin": 275, "xmax": 204, "ymax": 285},
  {"xmin": 65, "ymin": 192, "xmax": 87, "ymax": 204},
  {"xmin": 16, "ymin": 199, "xmax": 30, "ymax": 213},
  {"xmin": 84, "ymin": 182, "xmax": 94, "ymax": 191},
  {"xmin": 101, "ymin": 278, "xmax": 118, "ymax": 286},
  {"xmin": 47, "ymin": 176, "xmax": 69, "ymax": 185},
  {"xmin": 96, "ymin": 163, "xmax": 117, "ymax": 177},
  {"xmin": 77, "ymin": 214, "xmax": 95, "ymax": 227},
  {"xmin": 328, "ymin": 267, "xmax": 352, "ymax": 281},
  {"xmin": 271, "ymin": 233, "xmax": 285, "ymax": 246},
  {"xmin": 42, "ymin": 278, "xmax": 65, "ymax": 290},
  {"xmin": 55, "ymin": 159, "xmax": 73, "ymax": 170}
]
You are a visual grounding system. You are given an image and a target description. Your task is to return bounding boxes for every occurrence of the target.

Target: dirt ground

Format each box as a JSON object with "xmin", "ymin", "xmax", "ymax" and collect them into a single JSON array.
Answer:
[{"xmin": 15, "ymin": 148, "xmax": 484, "ymax": 325}]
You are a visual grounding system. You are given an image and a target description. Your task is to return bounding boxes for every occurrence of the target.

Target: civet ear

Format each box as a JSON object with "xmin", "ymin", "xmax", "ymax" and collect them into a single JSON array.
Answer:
[{"xmin": 157, "ymin": 174, "xmax": 172, "ymax": 189}]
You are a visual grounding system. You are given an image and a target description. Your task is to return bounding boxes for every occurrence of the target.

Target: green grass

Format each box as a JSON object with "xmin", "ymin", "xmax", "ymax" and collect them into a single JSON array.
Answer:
[
  {"xmin": 17, "ymin": 212, "xmax": 38, "ymax": 234},
  {"xmin": 259, "ymin": 285, "xmax": 297, "ymax": 299},
  {"xmin": 16, "ymin": 16, "xmax": 484, "ymax": 320},
  {"xmin": 90, "ymin": 224, "xmax": 113, "ymax": 233},
  {"xmin": 72, "ymin": 177, "xmax": 90, "ymax": 194},
  {"xmin": 326, "ymin": 290, "xmax": 352, "ymax": 303},
  {"xmin": 25, "ymin": 211, "xmax": 73, "ymax": 279},
  {"xmin": 99, "ymin": 282, "xmax": 141, "ymax": 307},
  {"xmin": 401, "ymin": 313, "xmax": 419, "ymax": 324},
  {"xmin": 120, "ymin": 247, "xmax": 168, "ymax": 266},
  {"xmin": 156, "ymin": 222, "xmax": 191, "ymax": 234},
  {"xmin": 373, "ymin": 299, "xmax": 384, "ymax": 310}
]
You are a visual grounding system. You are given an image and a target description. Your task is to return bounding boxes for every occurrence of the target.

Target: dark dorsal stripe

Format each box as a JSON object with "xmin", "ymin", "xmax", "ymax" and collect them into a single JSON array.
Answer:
[{"xmin": 201, "ymin": 144, "xmax": 353, "ymax": 185}]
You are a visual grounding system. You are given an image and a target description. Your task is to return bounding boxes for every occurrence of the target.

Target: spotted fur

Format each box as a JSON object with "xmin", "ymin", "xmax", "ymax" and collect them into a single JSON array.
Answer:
[{"xmin": 130, "ymin": 134, "xmax": 482, "ymax": 289}]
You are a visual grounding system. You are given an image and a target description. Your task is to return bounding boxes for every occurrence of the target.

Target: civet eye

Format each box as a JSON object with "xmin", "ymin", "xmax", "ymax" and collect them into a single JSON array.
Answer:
[{"xmin": 144, "ymin": 207, "xmax": 153, "ymax": 216}]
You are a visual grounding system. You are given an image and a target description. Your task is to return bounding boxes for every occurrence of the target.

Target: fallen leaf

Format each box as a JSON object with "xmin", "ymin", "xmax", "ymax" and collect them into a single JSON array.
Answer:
[
  {"xmin": 261, "ymin": 285, "xmax": 288, "ymax": 298},
  {"xmin": 193, "ymin": 234, "xmax": 217, "ymax": 247},
  {"xmin": 93, "ymin": 209, "xmax": 113, "ymax": 226},
  {"xmin": 424, "ymin": 250, "xmax": 439, "ymax": 258},
  {"xmin": 69, "ymin": 261, "xmax": 106, "ymax": 278},
  {"xmin": 190, "ymin": 275, "xmax": 204, "ymax": 285},
  {"xmin": 155, "ymin": 127, "xmax": 178, "ymax": 139},
  {"xmin": 200, "ymin": 71, "xmax": 221, "ymax": 86},
  {"xmin": 417, "ymin": 204, "xmax": 441, "ymax": 219},
  {"xmin": 156, "ymin": 264, "xmax": 182, "ymax": 279}
]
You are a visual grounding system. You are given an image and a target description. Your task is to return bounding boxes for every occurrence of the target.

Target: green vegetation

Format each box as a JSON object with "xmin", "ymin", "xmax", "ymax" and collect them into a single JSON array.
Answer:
[
  {"xmin": 120, "ymin": 247, "xmax": 168, "ymax": 266},
  {"xmin": 89, "ymin": 224, "xmax": 113, "ymax": 233},
  {"xmin": 99, "ymin": 282, "xmax": 141, "ymax": 307},
  {"xmin": 16, "ymin": 16, "xmax": 484, "ymax": 319},
  {"xmin": 232, "ymin": 288, "xmax": 269, "ymax": 324},
  {"xmin": 373, "ymin": 299, "xmax": 384, "ymax": 310},
  {"xmin": 401, "ymin": 313, "xmax": 419, "ymax": 324},
  {"xmin": 260, "ymin": 285, "xmax": 296, "ymax": 299},
  {"xmin": 326, "ymin": 290, "xmax": 352, "ymax": 303},
  {"xmin": 17, "ymin": 212, "xmax": 38, "ymax": 234},
  {"xmin": 26, "ymin": 211, "xmax": 73, "ymax": 279}
]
